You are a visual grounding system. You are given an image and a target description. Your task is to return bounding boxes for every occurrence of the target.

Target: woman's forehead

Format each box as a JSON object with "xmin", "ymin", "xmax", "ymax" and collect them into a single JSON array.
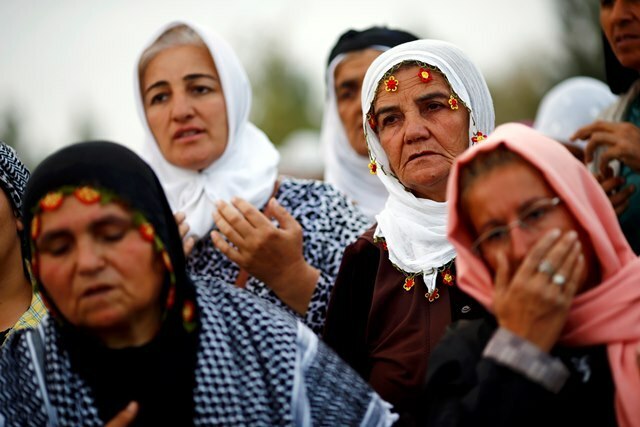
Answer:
[{"xmin": 39, "ymin": 197, "xmax": 131, "ymax": 231}]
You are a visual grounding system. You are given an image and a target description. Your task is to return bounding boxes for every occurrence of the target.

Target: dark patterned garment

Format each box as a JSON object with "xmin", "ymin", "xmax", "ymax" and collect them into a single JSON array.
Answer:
[
  {"xmin": 187, "ymin": 177, "xmax": 371, "ymax": 334},
  {"xmin": 0, "ymin": 280, "xmax": 395, "ymax": 426}
]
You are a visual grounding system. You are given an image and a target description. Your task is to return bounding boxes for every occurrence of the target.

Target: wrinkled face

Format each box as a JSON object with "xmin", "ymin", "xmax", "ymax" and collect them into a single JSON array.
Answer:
[
  {"xmin": 372, "ymin": 65, "xmax": 470, "ymax": 202},
  {"xmin": 35, "ymin": 197, "xmax": 165, "ymax": 347},
  {"xmin": 601, "ymin": 0, "xmax": 640, "ymax": 70},
  {"xmin": 463, "ymin": 160, "xmax": 596, "ymax": 290},
  {"xmin": 334, "ymin": 49, "xmax": 382, "ymax": 157},
  {"xmin": 142, "ymin": 44, "xmax": 229, "ymax": 171}
]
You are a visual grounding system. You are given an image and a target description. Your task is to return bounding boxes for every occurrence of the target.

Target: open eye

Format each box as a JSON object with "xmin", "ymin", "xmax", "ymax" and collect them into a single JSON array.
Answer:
[
  {"xmin": 483, "ymin": 227, "xmax": 509, "ymax": 244},
  {"xmin": 149, "ymin": 92, "xmax": 169, "ymax": 106},
  {"xmin": 379, "ymin": 113, "xmax": 401, "ymax": 128},
  {"xmin": 337, "ymin": 87, "xmax": 356, "ymax": 101},
  {"xmin": 190, "ymin": 85, "xmax": 213, "ymax": 96}
]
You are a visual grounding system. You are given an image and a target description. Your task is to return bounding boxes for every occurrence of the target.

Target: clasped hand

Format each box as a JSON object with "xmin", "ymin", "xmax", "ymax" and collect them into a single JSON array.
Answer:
[{"xmin": 210, "ymin": 197, "xmax": 319, "ymax": 314}]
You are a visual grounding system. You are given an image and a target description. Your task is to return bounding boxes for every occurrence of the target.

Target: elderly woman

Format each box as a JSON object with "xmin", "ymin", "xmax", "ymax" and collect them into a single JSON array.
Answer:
[
  {"xmin": 134, "ymin": 20, "xmax": 369, "ymax": 334},
  {"xmin": 0, "ymin": 141, "xmax": 395, "ymax": 426},
  {"xmin": 323, "ymin": 39, "xmax": 494, "ymax": 422},
  {"xmin": 424, "ymin": 123, "xmax": 640, "ymax": 426},
  {"xmin": 573, "ymin": 0, "xmax": 640, "ymax": 254},
  {"xmin": 0, "ymin": 141, "xmax": 45, "ymax": 344},
  {"xmin": 321, "ymin": 26, "xmax": 418, "ymax": 220}
]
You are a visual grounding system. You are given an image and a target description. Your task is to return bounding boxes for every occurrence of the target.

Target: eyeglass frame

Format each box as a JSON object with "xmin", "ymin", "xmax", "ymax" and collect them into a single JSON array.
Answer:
[{"xmin": 470, "ymin": 196, "xmax": 563, "ymax": 254}]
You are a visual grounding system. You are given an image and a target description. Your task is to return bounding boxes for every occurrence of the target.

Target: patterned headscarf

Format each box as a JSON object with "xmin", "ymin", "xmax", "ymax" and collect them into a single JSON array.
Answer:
[
  {"xmin": 0, "ymin": 141, "xmax": 31, "ymax": 273},
  {"xmin": 361, "ymin": 39, "xmax": 494, "ymax": 293},
  {"xmin": 134, "ymin": 20, "xmax": 280, "ymax": 240},
  {"xmin": 447, "ymin": 123, "xmax": 640, "ymax": 427},
  {"xmin": 322, "ymin": 27, "xmax": 418, "ymax": 219}
]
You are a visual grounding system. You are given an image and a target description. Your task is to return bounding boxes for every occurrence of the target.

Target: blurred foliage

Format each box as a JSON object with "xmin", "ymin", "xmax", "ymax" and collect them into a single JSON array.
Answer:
[
  {"xmin": 0, "ymin": 106, "xmax": 35, "ymax": 169},
  {"xmin": 491, "ymin": 0, "xmax": 605, "ymax": 125},
  {"xmin": 249, "ymin": 41, "xmax": 319, "ymax": 146}
]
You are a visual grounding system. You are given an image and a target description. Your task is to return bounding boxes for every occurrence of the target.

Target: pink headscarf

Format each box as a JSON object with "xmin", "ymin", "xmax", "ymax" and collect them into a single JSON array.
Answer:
[{"xmin": 447, "ymin": 122, "xmax": 640, "ymax": 427}]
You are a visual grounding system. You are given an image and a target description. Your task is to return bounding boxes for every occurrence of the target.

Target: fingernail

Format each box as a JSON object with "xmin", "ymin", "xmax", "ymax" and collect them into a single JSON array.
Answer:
[
  {"xmin": 567, "ymin": 230, "xmax": 578, "ymax": 240},
  {"xmin": 548, "ymin": 228, "xmax": 561, "ymax": 239}
]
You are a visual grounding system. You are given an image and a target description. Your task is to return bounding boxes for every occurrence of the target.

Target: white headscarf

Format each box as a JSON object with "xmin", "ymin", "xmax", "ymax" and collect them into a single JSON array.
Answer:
[
  {"xmin": 534, "ymin": 76, "xmax": 617, "ymax": 147},
  {"xmin": 321, "ymin": 49, "xmax": 389, "ymax": 220},
  {"xmin": 133, "ymin": 20, "xmax": 279, "ymax": 240},
  {"xmin": 361, "ymin": 39, "xmax": 495, "ymax": 292}
]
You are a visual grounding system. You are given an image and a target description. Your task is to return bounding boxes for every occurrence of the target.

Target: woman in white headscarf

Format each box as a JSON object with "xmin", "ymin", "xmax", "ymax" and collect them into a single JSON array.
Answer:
[
  {"xmin": 134, "ymin": 20, "xmax": 369, "ymax": 334},
  {"xmin": 321, "ymin": 26, "xmax": 418, "ymax": 220},
  {"xmin": 324, "ymin": 39, "xmax": 494, "ymax": 424}
]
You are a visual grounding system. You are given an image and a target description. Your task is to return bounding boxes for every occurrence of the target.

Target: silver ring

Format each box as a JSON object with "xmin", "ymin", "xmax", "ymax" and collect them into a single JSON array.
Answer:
[
  {"xmin": 552, "ymin": 274, "xmax": 566, "ymax": 286},
  {"xmin": 537, "ymin": 260, "xmax": 555, "ymax": 276}
]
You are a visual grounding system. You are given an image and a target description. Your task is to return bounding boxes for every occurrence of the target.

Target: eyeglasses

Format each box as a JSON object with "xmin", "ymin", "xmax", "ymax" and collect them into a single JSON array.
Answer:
[{"xmin": 471, "ymin": 197, "xmax": 562, "ymax": 254}]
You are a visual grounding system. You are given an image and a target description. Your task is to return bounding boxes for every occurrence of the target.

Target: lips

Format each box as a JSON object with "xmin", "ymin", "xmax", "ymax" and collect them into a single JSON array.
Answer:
[
  {"xmin": 173, "ymin": 127, "xmax": 204, "ymax": 141},
  {"xmin": 408, "ymin": 150, "xmax": 437, "ymax": 162},
  {"xmin": 614, "ymin": 32, "xmax": 640, "ymax": 48},
  {"xmin": 81, "ymin": 284, "xmax": 115, "ymax": 299}
]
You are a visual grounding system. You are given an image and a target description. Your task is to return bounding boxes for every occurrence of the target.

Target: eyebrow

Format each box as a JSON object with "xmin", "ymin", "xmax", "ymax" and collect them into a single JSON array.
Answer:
[
  {"xmin": 144, "ymin": 73, "xmax": 219, "ymax": 96},
  {"xmin": 336, "ymin": 78, "xmax": 360, "ymax": 91},
  {"xmin": 37, "ymin": 215, "xmax": 132, "ymax": 246},
  {"xmin": 374, "ymin": 91, "xmax": 450, "ymax": 118}
]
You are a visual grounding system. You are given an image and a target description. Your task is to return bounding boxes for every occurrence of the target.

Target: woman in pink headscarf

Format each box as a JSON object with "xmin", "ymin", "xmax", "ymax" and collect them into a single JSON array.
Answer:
[{"xmin": 422, "ymin": 123, "xmax": 640, "ymax": 427}]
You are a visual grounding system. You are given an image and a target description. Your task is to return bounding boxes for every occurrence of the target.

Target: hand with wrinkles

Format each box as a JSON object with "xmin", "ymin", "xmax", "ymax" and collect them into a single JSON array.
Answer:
[
  {"xmin": 492, "ymin": 229, "xmax": 584, "ymax": 352},
  {"xmin": 174, "ymin": 211, "xmax": 196, "ymax": 256},
  {"xmin": 595, "ymin": 166, "xmax": 635, "ymax": 215},
  {"xmin": 211, "ymin": 197, "xmax": 319, "ymax": 315},
  {"xmin": 573, "ymin": 120, "xmax": 640, "ymax": 175}
]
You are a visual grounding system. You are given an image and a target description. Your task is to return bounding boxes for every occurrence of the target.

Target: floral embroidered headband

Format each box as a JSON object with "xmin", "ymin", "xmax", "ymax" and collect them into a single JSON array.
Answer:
[{"xmin": 29, "ymin": 185, "xmax": 197, "ymax": 331}]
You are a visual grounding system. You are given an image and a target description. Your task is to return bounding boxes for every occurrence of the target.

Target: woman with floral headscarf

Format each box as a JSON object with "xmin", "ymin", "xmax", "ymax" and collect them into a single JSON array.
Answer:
[
  {"xmin": 134, "ymin": 20, "xmax": 369, "ymax": 334},
  {"xmin": 0, "ymin": 141, "xmax": 46, "ymax": 345},
  {"xmin": 423, "ymin": 123, "xmax": 640, "ymax": 426},
  {"xmin": 0, "ymin": 141, "xmax": 395, "ymax": 426},
  {"xmin": 323, "ymin": 39, "xmax": 494, "ymax": 423}
]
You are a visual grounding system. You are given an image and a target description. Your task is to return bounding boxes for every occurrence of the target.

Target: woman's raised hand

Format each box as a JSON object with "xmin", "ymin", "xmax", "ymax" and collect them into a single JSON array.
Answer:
[
  {"xmin": 574, "ymin": 120, "xmax": 640, "ymax": 174},
  {"xmin": 210, "ymin": 197, "xmax": 319, "ymax": 314},
  {"xmin": 174, "ymin": 211, "xmax": 196, "ymax": 256},
  {"xmin": 492, "ymin": 229, "xmax": 585, "ymax": 352}
]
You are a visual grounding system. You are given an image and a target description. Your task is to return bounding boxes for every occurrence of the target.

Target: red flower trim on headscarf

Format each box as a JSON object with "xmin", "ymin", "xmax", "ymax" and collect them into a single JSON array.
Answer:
[
  {"xmin": 367, "ymin": 114, "xmax": 377, "ymax": 132},
  {"xmin": 403, "ymin": 276, "xmax": 416, "ymax": 291},
  {"xmin": 418, "ymin": 68, "xmax": 433, "ymax": 83},
  {"xmin": 182, "ymin": 300, "xmax": 195, "ymax": 323},
  {"xmin": 166, "ymin": 284, "xmax": 176, "ymax": 309},
  {"xmin": 31, "ymin": 215, "xmax": 41, "ymax": 240},
  {"xmin": 73, "ymin": 186, "xmax": 101, "ymax": 204},
  {"xmin": 441, "ymin": 269, "xmax": 454, "ymax": 286},
  {"xmin": 162, "ymin": 250, "xmax": 173, "ymax": 273},
  {"xmin": 384, "ymin": 76, "xmax": 399, "ymax": 92},
  {"xmin": 368, "ymin": 161, "xmax": 377, "ymax": 175},
  {"xmin": 426, "ymin": 287, "xmax": 440, "ymax": 302},
  {"xmin": 448, "ymin": 95, "xmax": 459, "ymax": 110},
  {"xmin": 471, "ymin": 131, "xmax": 486, "ymax": 143},
  {"xmin": 39, "ymin": 192, "xmax": 64, "ymax": 211},
  {"xmin": 138, "ymin": 223, "xmax": 155, "ymax": 242}
]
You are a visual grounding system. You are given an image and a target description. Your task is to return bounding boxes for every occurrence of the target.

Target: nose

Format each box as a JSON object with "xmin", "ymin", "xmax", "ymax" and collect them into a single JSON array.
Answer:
[
  {"xmin": 610, "ymin": 0, "xmax": 633, "ymax": 25},
  {"xmin": 76, "ymin": 237, "xmax": 106, "ymax": 275},
  {"xmin": 507, "ymin": 225, "xmax": 535, "ymax": 269},
  {"xmin": 403, "ymin": 111, "xmax": 429, "ymax": 144},
  {"xmin": 171, "ymin": 91, "xmax": 195, "ymax": 122}
]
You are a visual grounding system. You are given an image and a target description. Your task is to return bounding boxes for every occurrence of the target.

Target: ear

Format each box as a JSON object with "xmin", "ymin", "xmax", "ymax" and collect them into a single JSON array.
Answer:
[{"xmin": 16, "ymin": 218, "xmax": 24, "ymax": 232}]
